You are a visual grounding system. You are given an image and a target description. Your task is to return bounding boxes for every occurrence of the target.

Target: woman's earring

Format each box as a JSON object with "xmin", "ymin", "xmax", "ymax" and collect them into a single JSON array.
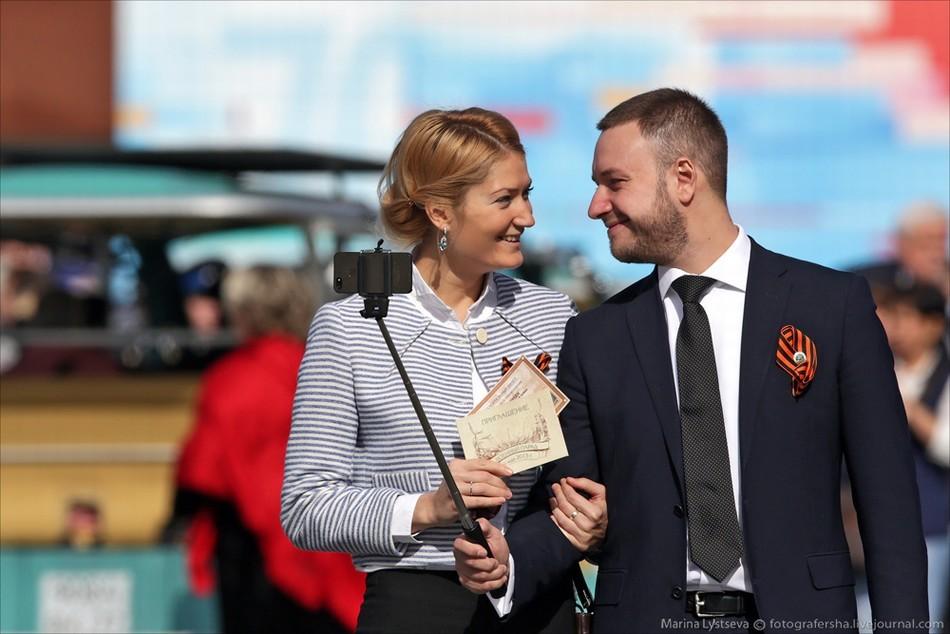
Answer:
[{"xmin": 438, "ymin": 227, "xmax": 448, "ymax": 253}]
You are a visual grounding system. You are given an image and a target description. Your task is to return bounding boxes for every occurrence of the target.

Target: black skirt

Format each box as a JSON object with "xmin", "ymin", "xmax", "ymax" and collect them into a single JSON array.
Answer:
[
  {"xmin": 356, "ymin": 568, "xmax": 574, "ymax": 634},
  {"xmin": 213, "ymin": 502, "xmax": 349, "ymax": 634}
]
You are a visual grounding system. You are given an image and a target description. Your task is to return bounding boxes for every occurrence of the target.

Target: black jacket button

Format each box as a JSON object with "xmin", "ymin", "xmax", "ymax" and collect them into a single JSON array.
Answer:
[
  {"xmin": 671, "ymin": 586, "xmax": 684, "ymax": 599},
  {"xmin": 673, "ymin": 504, "xmax": 684, "ymax": 518}
]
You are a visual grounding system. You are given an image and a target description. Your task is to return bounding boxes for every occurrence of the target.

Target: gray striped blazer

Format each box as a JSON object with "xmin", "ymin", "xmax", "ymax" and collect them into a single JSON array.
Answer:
[{"xmin": 281, "ymin": 273, "xmax": 576, "ymax": 571}]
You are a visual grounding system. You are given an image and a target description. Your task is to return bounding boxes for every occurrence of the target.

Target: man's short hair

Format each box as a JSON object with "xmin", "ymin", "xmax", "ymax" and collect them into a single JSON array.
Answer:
[{"xmin": 598, "ymin": 88, "xmax": 728, "ymax": 201}]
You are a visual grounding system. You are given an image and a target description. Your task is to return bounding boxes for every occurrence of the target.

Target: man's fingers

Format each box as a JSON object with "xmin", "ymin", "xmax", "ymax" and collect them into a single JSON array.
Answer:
[
  {"xmin": 568, "ymin": 507, "xmax": 597, "ymax": 533},
  {"xmin": 559, "ymin": 480, "xmax": 602, "ymax": 521},
  {"xmin": 477, "ymin": 517, "xmax": 503, "ymax": 547},
  {"xmin": 464, "ymin": 564, "xmax": 508, "ymax": 583},
  {"xmin": 552, "ymin": 482, "xmax": 575, "ymax": 516},
  {"xmin": 453, "ymin": 535, "xmax": 488, "ymax": 559},
  {"xmin": 476, "ymin": 517, "xmax": 499, "ymax": 536},
  {"xmin": 565, "ymin": 476, "xmax": 606, "ymax": 498},
  {"xmin": 453, "ymin": 545, "xmax": 502, "ymax": 576},
  {"xmin": 549, "ymin": 512, "xmax": 583, "ymax": 551},
  {"xmin": 471, "ymin": 518, "xmax": 510, "ymax": 563},
  {"xmin": 551, "ymin": 484, "xmax": 587, "ymax": 519},
  {"xmin": 460, "ymin": 575, "xmax": 508, "ymax": 595},
  {"xmin": 551, "ymin": 506, "xmax": 586, "ymax": 542},
  {"xmin": 460, "ymin": 556, "xmax": 504, "ymax": 573}
]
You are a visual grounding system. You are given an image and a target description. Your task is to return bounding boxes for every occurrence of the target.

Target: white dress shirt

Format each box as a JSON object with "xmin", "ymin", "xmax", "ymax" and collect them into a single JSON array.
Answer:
[
  {"xmin": 491, "ymin": 227, "xmax": 754, "ymax": 617},
  {"xmin": 389, "ymin": 264, "xmax": 509, "ymax": 546},
  {"xmin": 657, "ymin": 225, "xmax": 752, "ymax": 592}
]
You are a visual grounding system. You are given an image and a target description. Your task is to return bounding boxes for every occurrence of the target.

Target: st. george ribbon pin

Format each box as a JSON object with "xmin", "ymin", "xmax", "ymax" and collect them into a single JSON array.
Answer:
[{"xmin": 776, "ymin": 325, "xmax": 818, "ymax": 397}]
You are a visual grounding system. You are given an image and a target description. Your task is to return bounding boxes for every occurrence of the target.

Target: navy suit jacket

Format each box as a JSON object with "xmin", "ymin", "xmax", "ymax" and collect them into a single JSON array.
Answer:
[{"xmin": 507, "ymin": 241, "xmax": 929, "ymax": 633}]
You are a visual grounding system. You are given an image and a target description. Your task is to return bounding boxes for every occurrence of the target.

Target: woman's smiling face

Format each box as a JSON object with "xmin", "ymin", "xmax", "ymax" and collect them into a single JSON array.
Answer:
[{"xmin": 446, "ymin": 151, "xmax": 535, "ymax": 276}]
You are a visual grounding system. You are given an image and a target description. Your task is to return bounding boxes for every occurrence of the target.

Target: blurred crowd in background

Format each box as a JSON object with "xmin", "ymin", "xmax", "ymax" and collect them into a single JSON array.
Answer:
[{"xmin": 845, "ymin": 202, "xmax": 949, "ymax": 631}]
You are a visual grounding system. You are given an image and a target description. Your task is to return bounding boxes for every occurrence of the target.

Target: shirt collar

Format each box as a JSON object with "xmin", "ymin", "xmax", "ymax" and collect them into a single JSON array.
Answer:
[
  {"xmin": 408, "ymin": 263, "xmax": 497, "ymax": 326},
  {"xmin": 657, "ymin": 225, "xmax": 751, "ymax": 299}
]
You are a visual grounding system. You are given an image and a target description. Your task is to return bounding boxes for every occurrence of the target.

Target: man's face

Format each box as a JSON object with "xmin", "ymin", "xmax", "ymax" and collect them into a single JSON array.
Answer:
[{"xmin": 588, "ymin": 121, "xmax": 687, "ymax": 265}]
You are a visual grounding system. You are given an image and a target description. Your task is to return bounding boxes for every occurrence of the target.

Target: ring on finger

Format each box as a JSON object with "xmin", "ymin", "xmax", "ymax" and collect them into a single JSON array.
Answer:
[
  {"xmin": 468, "ymin": 481, "xmax": 474, "ymax": 496},
  {"xmin": 570, "ymin": 510, "xmax": 579, "ymax": 520}
]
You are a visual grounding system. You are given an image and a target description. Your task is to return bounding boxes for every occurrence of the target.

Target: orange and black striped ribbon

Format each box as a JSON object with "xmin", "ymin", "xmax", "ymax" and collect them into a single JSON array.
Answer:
[
  {"xmin": 775, "ymin": 324, "xmax": 818, "ymax": 397},
  {"xmin": 501, "ymin": 351, "xmax": 552, "ymax": 376}
]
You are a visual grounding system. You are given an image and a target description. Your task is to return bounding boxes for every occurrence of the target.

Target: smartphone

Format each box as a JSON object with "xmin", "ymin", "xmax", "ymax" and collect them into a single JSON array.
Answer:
[{"xmin": 333, "ymin": 250, "xmax": 412, "ymax": 296}]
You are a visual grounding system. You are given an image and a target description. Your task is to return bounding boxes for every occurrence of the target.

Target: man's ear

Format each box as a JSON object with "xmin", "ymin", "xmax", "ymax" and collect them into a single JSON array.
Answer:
[{"xmin": 672, "ymin": 157, "xmax": 696, "ymax": 206}]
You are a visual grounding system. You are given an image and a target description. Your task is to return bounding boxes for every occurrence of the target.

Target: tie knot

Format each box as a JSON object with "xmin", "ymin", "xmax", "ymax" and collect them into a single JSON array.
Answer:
[{"xmin": 672, "ymin": 275, "xmax": 716, "ymax": 304}]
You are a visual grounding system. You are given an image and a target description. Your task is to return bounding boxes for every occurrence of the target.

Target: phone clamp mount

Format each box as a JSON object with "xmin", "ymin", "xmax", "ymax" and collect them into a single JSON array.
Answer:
[{"xmin": 358, "ymin": 240, "xmax": 392, "ymax": 319}]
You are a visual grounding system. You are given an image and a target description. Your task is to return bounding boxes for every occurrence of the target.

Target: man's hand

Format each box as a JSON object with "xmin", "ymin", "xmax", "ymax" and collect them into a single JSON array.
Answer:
[
  {"xmin": 549, "ymin": 476, "xmax": 607, "ymax": 553},
  {"xmin": 453, "ymin": 518, "xmax": 510, "ymax": 594}
]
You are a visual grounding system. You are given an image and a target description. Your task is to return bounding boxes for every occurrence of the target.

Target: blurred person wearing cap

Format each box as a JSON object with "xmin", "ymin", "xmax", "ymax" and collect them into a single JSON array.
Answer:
[
  {"xmin": 179, "ymin": 259, "xmax": 227, "ymax": 337},
  {"xmin": 173, "ymin": 266, "xmax": 364, "ymax": 633},
  {"xmin": 171, "ymin": 260, "xmax": 230, "ymax": 371}
]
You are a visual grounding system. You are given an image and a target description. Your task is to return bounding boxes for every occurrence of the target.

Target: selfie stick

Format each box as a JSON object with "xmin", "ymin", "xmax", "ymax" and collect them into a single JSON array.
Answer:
[{"xmin": 358, "ymin": 241, "xmax": 506, "ymax": 599}]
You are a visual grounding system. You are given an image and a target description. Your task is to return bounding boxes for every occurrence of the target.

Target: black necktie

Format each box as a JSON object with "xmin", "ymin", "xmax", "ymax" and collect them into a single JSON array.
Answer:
[{"xmin": 671, "ymin": 275, "xmax": 744, "ymax": 582}]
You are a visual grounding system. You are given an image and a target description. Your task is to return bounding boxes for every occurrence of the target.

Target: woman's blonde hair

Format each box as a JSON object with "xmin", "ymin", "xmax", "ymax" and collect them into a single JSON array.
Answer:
[
  {"xmin": 378, "ymin": 108, "xmax": 525, "ymax": 246},
  {"xmin": 221, "ymin": 266, "xmax": 315, "ymax": 341}
]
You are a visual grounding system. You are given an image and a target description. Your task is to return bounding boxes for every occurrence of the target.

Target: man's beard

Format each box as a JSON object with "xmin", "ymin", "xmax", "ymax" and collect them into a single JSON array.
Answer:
[{"xmin": 609, "ymin": 182, "xmax": 687, "ymax": 266}]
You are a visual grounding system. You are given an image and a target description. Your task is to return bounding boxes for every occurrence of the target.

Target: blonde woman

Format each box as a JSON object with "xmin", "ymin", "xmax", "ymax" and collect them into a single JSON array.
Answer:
[{"xmin": 282, "ymin": 109, "xmax": 606, "ymax": 633}]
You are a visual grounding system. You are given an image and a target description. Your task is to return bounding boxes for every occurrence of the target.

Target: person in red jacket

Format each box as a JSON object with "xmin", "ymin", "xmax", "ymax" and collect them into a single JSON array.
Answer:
[{"xmin": 173, "ymin": 265, "xmax": 365, "ymax": 633}]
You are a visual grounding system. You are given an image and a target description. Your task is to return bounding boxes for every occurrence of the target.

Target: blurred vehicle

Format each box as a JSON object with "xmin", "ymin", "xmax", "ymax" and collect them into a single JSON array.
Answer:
[{"xmin": 0, "ymin": 147, "xmax": 382, "ymax": 547}]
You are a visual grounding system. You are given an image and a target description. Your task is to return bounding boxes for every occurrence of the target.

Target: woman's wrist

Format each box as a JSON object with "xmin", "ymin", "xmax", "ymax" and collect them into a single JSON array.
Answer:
[{"xmin": 411, "ymin": 491, "xmax": 439, "ymax": 532}]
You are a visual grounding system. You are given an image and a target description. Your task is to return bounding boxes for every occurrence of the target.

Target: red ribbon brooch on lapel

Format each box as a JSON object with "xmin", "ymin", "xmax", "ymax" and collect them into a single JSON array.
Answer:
[
  {"xmin": 775, "ymin": 325, "xmax": 818, "ymax": 397},
  {"xmin": 501, "ymin": 352, "xmax": 552, "ymax": 376}
]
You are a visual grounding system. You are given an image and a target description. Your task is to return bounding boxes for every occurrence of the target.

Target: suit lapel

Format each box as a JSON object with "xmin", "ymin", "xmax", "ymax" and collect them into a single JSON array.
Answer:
[
  {"xmin": 738, "ymin": 240, "xmax": 791, "ymax": 472},
  {"xmin": 625, "ymin": 269, "xmax": 685, "ymax": 496}
]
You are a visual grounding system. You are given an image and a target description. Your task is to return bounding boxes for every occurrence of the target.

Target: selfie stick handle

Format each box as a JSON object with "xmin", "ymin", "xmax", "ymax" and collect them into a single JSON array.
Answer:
[{"xmin": 372, "ymin": 313, "xmax": 506, "ymax": 599}]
